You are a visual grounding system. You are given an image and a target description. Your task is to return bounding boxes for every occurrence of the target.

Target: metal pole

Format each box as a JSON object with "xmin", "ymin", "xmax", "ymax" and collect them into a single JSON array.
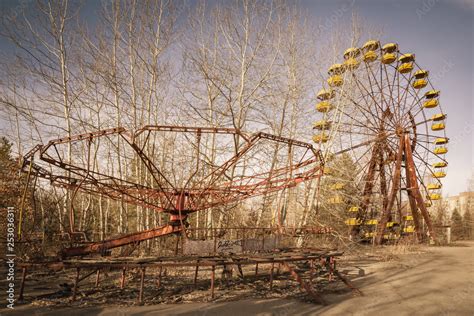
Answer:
[
  {"xmin": 269, "ymin": 262, "xmax": 274, "ymax": 290},
  {"xmin": 120, "ymin": 267, "xmax": 126, "ymax": 289},
  {"xmin": 95, "ymin": 269, "xmax": 100, "ymax": 287},
  {"xmin": 72, "ymin": 268, "xmax": 80, "ymax": 301},
  {"xmin": 210, "ymin": 265, "xmax": 215, "ymax": 299},
  {"xmin": 138, "ymin": 267, "xmax": 145, "ymax": 304},
  {"xmin": 194, "ymin": 261, "xmax": 199, "ymax": 289},
  {"xmin": 18, "ymin": 267, "xmax": 27, "ymax": 301}
]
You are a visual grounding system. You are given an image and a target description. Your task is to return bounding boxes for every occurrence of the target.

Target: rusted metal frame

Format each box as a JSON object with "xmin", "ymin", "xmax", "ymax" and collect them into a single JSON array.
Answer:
[
  {"xmin": 375, "ymin": 136, "xmax": 404, "ymax": 244},
  {"xmin": 210, "ymin": 265, "xmax": 216, "ymax": 299},
  {"xmin": 281, "ymin": 262, "xmax": 327, "ymax": 305},
  {"xmin": 95, "ymin": 269, "xmax": 101, "ymax": 287},
  {"xmin": 18, "ymin": 159, "xmax": 33, "ymax": 239},
  {"xmin": 40, "ymin": 127, "xmax": 126, "ymax": 154},
  {"xmin": 404, "ymin": 134, "xmax": 436, "ymax": 241},
  {"xmin": 193, "ymin": 260, "xmax": 199, "ymax": 288},
  {"xmin": 333, "ymin": 270, "xmax": 364, "ymax": 296},
  {"xmin": 226, "ymin": 157, "xmax": 321, "ymax": 190},
  {"xmin": 138, "ymin": 267, "xmax": 146, "ymax": 304},
  {"xmin": 72, "ymin": 268, "xmax": 81, "ymax": 301},
  {"xmin": 38, "ymin": 155, "xmax": 160, "ymax": 202},
  {"xmin": 197, "ymin": 162, "xmax": 323, "ymax": 211},
  {"xmin": 157, "ymin": 265, "xmax": 163, "ymax": 288},
  {"xmin": 68, "ymin": 138, "xmax": 93, "ymax": 234},
  {"xmin": 62, "ymin": 224, "xmax": 182, "ymax": 257},
  {"xmin": 353, "ymin": 144, "xmax": 380, "ymax": 236},
  {"xmin": 258, "ymin": 132, "xmax": 316, "ymax": 151},
  {"xmin": 191, "ymin": 133, "xmax": 263, "ymax": 210},
  {"xmin": 405, "ymin": 173, "xmax": 422, "ymax": 241},
  {"xmin": 22, "ymin": 144, "xmax": 43, "ymax": 163},
  {"xmin": 218, "ymin": 155, "xmax": 320, "ymax": 189},
  {"xmin": 197, "ymin": 133, "xmax": 261, "ymax": 191},
  {"xmin": 134, "ymin": 125, "xmax": 251, "ymax": 142},
  {"xmin": 18, "ymin": 267, "xmax": 27, "ymax": 301},
  {"xmin": 52, "ymin": 180, "xmax": 171, "ymax": 215},
  {"xmin": 123, "ymin": 133, "xmax": 176, "ymax": 202},
  {"xmin": 269, "ymin": 261, "xmax": 275, "ymax": 290},
  {"xmin": 61, "ymin": 252, "xmax": 343, "ymax": 270},
  {"xmin": 120, "ymin": 267, "xmax": 127, "ymax": 289}
]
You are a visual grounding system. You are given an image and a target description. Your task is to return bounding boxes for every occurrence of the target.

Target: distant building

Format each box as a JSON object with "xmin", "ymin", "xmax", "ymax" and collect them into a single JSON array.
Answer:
[{"xmin": 447, "ymin": 191, "xmax": 474, "ymax": 218}]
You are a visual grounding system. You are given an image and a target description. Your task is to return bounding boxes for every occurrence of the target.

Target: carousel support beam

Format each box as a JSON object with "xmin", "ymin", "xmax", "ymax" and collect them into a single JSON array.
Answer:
[{"xmin": 62, "ymin": 224, "xmax": 182, "ymax": 257}]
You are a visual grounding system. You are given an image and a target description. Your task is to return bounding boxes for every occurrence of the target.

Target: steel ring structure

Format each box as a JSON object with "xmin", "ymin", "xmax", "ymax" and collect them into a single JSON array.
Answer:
[{"xmin": 313, "ymin": 40, "xmax": 448, "ymax": 244}]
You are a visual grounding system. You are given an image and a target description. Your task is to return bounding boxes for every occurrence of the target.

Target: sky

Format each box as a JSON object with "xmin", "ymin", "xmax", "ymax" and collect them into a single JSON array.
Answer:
[{"xmin": 0, "ymin": 0, "xmax": 472, "ymax": 196}]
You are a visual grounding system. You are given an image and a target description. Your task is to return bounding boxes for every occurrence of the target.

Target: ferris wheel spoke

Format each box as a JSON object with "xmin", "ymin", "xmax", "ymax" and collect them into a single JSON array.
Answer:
[
  {"xmin": 380, "ymin": 62, "xmax": 399, "ymax": 119},
  {"xmin": 400, "ymin": 84, "xmax": 425, "ymax": 124},
  {"xmin": 412, "ymin": 141, "xmax": 448, "ymax": 164},
  {"xmin": 351, "ymin": 70, "xmax": 386, "ymax": 119},
  {"xmin": 338, "ymin": 89, "xmax": 382, "ymax": 128},
  {"xmin": 395, "ymin": 70, "xmax": 416, "ymax": 120}
]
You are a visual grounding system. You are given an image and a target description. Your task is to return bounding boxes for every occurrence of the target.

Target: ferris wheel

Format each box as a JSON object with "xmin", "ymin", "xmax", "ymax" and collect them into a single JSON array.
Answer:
[{"xmin": 313, "ymin": 40, "xmax": 448, "ymax": 244}]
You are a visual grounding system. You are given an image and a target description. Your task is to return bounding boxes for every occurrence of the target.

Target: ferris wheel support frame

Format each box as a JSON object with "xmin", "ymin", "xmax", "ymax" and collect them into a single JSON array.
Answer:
[{"xmin": 373, "ymin": 133, "xmax": 436, "ymax": 244}]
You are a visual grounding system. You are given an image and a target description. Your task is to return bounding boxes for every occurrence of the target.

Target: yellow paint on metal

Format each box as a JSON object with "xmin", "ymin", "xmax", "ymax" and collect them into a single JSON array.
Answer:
[
  {"xmin": 363, "ymin": 51, "xmax": 378, "ymax": 62},
  {"xmin": 382, "ymin": 53, "xmax": 397, "ymax": 64},
  {"xmin": 362, "ymin": 40, "xmax": 379, "ymax": 51},
  {"xmin": 317, "ymin": 89, "xmax": 335, "ymax": 100},
  {"xmin": 329, "ymin": 182, "xmax": 345, "ymax": 190},
  {"xmin": 343, "ymin": 47, "xmax": 361, "ymax": 59},
  {"xmin": 432, "ymin": 161, "xmax": 447, "ymax": 168},
  {"xmin": 414, "ymin": 69, "xmax": 429, "ymax": 79},
  {"xmin": 328, "ymin": 63, "xmax": 345, "ymax": 75},
  {"xmin": 382, "ymin": 43, "xmax": 398, "ymax": 52},
  {"xmin": 399, "ymin": 53, "xmax": 415, "ymax": 63},
  {"xmin": 345, "ymin": 218, "xmax": 362, "ymax": 226},
  {"xmin": 413, "ymin": 79, "xmax": 428, "ymax": 89},
  {"xmin": 316, "ymin": 101, "xmax": 333, "ymax": 113},
  {"xmin": 423, "ymin": 99, "xmax": 439, "ymax": 108},
  {"xmin": 427, "ymin": 183, "xmax": 442, "ymax": 190},
  {"xmin": 433, "ymin": 171, "xmax": 446, "ymax": 178},
  {"xmin": 398, "ymin": 62, "xmax": 414, "ymax": 73},
  {"xmin": 312, "ymin": 133, "xmax": 329, "ymax": 143},
  {"xmin": 425, "ymin": 90, "xmax": 440, "ymax": 99},
  {"xmin": 434, "ymin": 147, "xmax": 448, "ymax": 155},
  {"xmin": 327, "ymin": 75, "xmax": 344, "ymax": 87},
  {"xmin": 434, "ymin": 137, "xmax": 448, "ymax": 145},
  {"xmin": 431, "ymin": 113, "xmax": 446, "ymax": 121},
  {"xmin": 348, "ymin": 206, "xmax": 360, "ymax": 212},
  {"xmin": 431, "ymin": 123, "xmax": 445, "ymax": 131},
  {"xmin": 313, "ymin": 120, "xmax": 331, "ymax": 130},
  {"xmin": 344, "ymin": 57, "xmax": 360, "ymax": 69}
]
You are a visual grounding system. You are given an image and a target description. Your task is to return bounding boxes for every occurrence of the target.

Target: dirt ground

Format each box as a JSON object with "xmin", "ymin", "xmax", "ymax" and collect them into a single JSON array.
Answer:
[{"xmin": 2, "ymin": 241, "xmax": 473, "ymax": 316}]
